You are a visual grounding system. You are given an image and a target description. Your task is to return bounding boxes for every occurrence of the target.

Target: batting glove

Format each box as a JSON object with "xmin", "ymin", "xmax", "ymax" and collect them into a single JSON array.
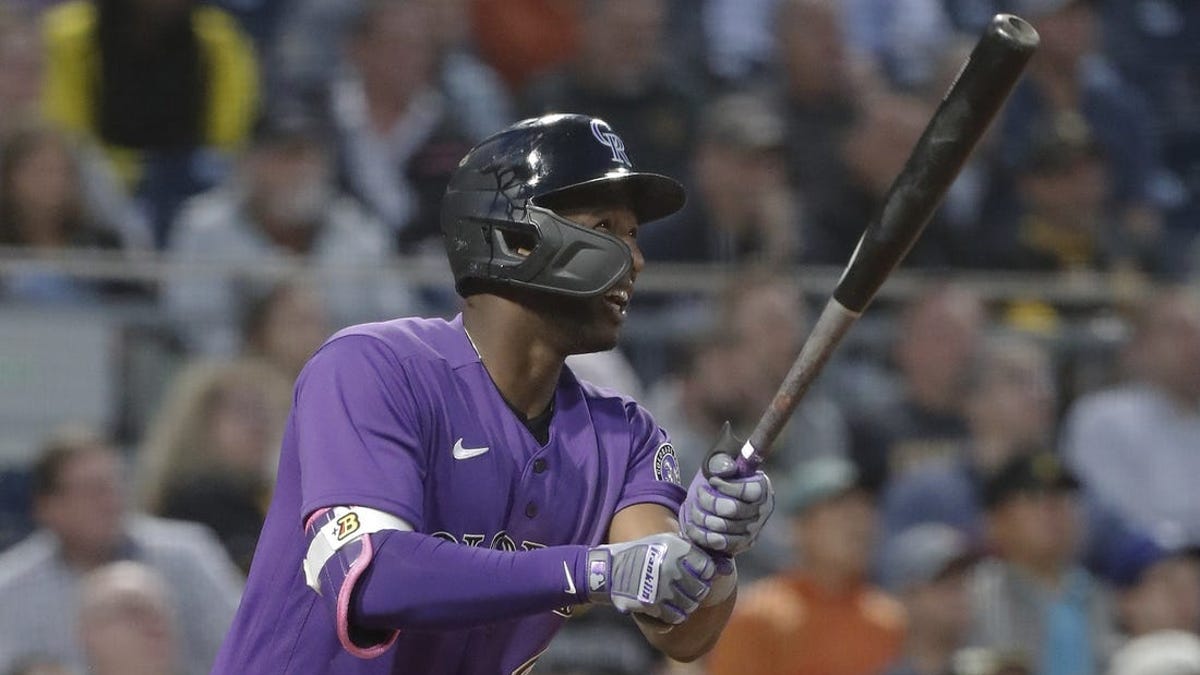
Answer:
[
  {"xmin": 586, "ymin": 533, "xmax": 716, "ymax": 625},
  {"xmin": 680, "ymin": 422, "xmax": 775, "ymax": 557}
]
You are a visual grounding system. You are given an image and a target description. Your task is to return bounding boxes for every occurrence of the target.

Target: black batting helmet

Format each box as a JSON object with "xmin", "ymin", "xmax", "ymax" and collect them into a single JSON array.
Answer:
[{"xmin": 440, "ymin": 114, "xmax": 686, "ymax": 298}]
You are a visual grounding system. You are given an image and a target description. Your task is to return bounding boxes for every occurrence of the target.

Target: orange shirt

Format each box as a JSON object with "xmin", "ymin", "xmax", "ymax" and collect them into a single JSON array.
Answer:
[{"xmin": 707, "ymin": 573, "xmax": 906, "ymax": 675}]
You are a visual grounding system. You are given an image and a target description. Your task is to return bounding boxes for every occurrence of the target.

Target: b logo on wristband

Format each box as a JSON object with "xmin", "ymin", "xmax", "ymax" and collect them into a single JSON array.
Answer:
[{"xmin": 335, "ymin": 512, "xmax": 361, "ymax": 540}]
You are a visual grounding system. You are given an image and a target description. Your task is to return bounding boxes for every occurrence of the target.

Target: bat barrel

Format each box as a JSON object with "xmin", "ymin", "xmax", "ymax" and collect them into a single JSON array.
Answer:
[
  {"xmin": 732, "ymin": 15, "xmax": 1038, "ymax": 473},
  {"xmin": 833, "ymin": 14, "xmax": 1040, "ymax": 314}
]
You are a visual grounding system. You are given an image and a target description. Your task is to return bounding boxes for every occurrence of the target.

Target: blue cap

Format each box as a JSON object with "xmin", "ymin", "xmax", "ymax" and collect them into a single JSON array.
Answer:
[
  {"xmin": 881, "ymin": 523, "xmax": 978, "ymax": 593},
  {"xmin": 781, "ymin": 455, "xmax": 859, "ymax": 514},
  {"xmin": 1096, "ymin": 529, "xmax": 1175, "ymax": 589}
]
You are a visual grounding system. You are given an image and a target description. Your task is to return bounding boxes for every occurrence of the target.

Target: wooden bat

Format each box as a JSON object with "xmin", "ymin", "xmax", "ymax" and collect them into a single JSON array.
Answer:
[{"xmin": 708, "ymin": 14, "xmax": 1040, "ymax": 479}]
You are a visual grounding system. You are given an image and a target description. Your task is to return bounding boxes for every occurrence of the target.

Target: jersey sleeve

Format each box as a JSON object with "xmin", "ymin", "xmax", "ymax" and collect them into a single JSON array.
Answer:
[
  {"xmin": 294, "ymin": 334, "xmax": 428, "ymax": 530},
  {"xmin": 614, "ymin": 401, "xmax": 687, "ymax": 514}
]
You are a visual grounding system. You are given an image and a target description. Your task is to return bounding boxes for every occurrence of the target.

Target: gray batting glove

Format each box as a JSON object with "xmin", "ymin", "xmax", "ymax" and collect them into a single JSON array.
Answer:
[
  {"xmin": 586, "ymin": 533, "xmax": 716, "ymax": 624},
  {"xmin": 679, "ymin": 424, "xmax": 775, "ymax": 557}
]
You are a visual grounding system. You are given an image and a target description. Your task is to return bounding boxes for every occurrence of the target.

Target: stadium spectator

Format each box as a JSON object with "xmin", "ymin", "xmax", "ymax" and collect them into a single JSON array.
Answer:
[
  {"xmin": 772, "ymin": 0, "xmax": 895, "ymax": 261},
  {"xmin": 1094, "ymin": 528, "xmax": 1200, "ymax": 640},
  {"xmin": 0, "ymin": 125, "xmax": 150, "ymax": 302},
  {"xmin": 707, "ymin": 455, "xmax": 905, "ymax": 675},
  {"xmin": 164, "ymin": 112, "xmax": 414, "ymax": 354},
  {"xmin": 41, "ymin": 0, "xmax": 259, "ymax": 243},
  {"xmin": 648, "ymin": 275, "xmax": 848, "ymax": 482},
  {"xmin": 843, "ymin": 0, "xmax": 957, "ymax": 91},
  {"xmin": 881, "ymin": 523, "xmax": 979, "ymax": 675},
  {"xmin": 0, "ymin": 6, "xmax": 43, "ymax": 133},
  {"xmin": 137, "ymin": 358, "xmax": 292, "ymax": 573},
  {"xmin": 846, "ymin": 284, "xmax": 985, "ymax": 490},
  {"xmin": 273, "ymin": 0, "xmax": 509, "ymax": 144},
  {"xmin": 880, "ymin": 334, "xmax": 1056, "ymax": 545},
  {"xmin": 639, "ymin": 94, "xmax": 800, "ymax": 266},
  {"xmin": 775, "ymin": 0, "xmax": 865, "ymax": 189},
  {"xmin": 0, "ymin": 9, "xmax": 154, "ymax": 250},
  {"xmin": 469, "ymin": 0, "xmax": 581, "ymax": 92},
  {"xmin": 645, "ymin": 334, "xmax": 743, "ymax": 471},
  {"xmin": 78, "ymin": 561, "xmax": 178, "ymax": 675},
  {"xmin": 997, "ymin": 0, "xmax": 1166, "ymax": 259},
  {"xmin": 969, "ymin": 451, "xmax": 1119, "ymax": 674},
  {"xmin": 421, "ymin": 0, "xmax": 516, "ymax": 140},
  {"xmin": 0, "ymin": 126, "xmax": 118, "ymax": 253},
  {"xmin": 1101, "ymin": 0, "xmax": 1200, "ymax": 267},
  {"xmin": 0, "ymin": 427, "xmax": 242, "ymax": 675},
  {"xmin": 691, "ymin": 0, "xmax": 779, "ymax": 84},
  {"xmin": 801, "ymin": 90, "xmax": 975, "ymax": 266},
  {"xmin": 1063, "ymin": 287, "xmax": 1200, "ymax": 546},
  {"xmin": 328, "ymin": 0, "xmax": 474, "ymax": 248},
  {"xmin": 522, "ymin": 0, "xmax": 699, "ymax": 181},
  {"xmin": 978, "ymin": 113, "xmax": 1163, "ymax": 273},
  {"xmin": 1107, "ymin": 631, "xmax": 1200, "ymax": 675},
  {"xmin": 240, "ymin": 278, "xmax": 332, "ymax": 380}
]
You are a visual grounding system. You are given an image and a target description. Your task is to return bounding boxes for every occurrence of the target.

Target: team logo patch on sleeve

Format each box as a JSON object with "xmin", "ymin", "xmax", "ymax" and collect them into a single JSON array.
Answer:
[{"xmin": 653, "ymin": 443, "xmax": 681, "ymax": 486}]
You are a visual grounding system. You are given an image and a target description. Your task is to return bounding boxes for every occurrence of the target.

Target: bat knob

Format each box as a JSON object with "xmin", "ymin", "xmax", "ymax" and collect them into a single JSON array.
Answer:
[
  {"xmin": 991, "ymin": 14, "xmax": 1041, "ymax": 51},
  {"xmin": 702, "ymin": 422, "xmax": 759, "ymax": 480},
  {"xmin": 700, "ymin": 420, "xmax": 744, "ymax": 478}
]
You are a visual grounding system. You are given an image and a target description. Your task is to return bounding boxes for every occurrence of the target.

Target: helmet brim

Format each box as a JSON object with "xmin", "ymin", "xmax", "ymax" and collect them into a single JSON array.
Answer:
[{"xmin": 534, "ymin": 171, "xmax": 686, "ymax": 225}]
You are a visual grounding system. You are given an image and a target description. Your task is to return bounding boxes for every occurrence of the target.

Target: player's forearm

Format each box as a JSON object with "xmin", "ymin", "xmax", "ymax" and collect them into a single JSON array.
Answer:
[
  {"xmin": 636, "ymin": 585, "xmax": 737, "ymax": 662},
  {"xmin": 351, "ymin": 531, "xmax": 589, "ymax": 631}
]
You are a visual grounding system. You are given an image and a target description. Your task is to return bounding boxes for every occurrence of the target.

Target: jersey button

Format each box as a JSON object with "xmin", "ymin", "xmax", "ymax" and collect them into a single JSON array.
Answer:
[
  {"xmin": 524, "ymin": 502, "xmax": 538, "ymax": 518},
  {"xmin": 533, "ymin": 458, "xmax": 548, "ymax": 474}
]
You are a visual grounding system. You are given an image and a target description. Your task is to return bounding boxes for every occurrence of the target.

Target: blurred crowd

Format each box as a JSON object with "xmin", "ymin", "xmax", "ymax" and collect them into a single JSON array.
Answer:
[{"xmin": 0, "ymin": 0, "xmax": 1198, "ymax": 673}]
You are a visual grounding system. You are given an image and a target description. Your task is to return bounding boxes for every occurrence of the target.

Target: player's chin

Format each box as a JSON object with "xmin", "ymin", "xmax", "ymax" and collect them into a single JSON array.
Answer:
[{"xmin": 570, "ymin": 299, "xmax": 625, "ymax": 354}]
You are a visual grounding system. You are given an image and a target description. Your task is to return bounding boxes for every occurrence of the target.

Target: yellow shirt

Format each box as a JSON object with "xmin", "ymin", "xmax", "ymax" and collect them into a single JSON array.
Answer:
[{"xmin": 41, "ymin": 0, "xmax": 258, "ymax": 185}]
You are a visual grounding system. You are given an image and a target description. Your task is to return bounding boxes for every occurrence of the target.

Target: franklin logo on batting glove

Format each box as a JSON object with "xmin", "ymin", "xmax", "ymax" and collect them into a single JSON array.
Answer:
[{"xmin": 587, "ymin": 534, "xmax": 715, "ymax": 625}]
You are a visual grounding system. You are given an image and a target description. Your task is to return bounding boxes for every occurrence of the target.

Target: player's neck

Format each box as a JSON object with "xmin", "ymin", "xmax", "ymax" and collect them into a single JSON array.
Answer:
[{"xmin": 463, "ymin": 300, "xmax": 564, "ymax": 420}]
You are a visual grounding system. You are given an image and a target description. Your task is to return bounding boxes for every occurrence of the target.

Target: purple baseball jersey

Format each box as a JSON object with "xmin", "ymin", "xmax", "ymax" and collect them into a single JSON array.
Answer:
[{"xmin": 213, "ymin": 315, "xmax": 686, "ymax": 674}]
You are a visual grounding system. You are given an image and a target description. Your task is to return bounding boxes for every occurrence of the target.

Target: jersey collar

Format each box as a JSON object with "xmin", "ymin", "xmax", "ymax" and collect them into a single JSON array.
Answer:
[{"xmin": 444, "ymin": 314, "xmax": 481, "ymax": 368}]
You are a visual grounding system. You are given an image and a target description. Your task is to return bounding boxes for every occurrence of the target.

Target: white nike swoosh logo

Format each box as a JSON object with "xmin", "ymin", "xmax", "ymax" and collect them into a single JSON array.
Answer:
[
  {"xmin": 562, "ymin": 560, "xmax": 576, "ymax": 595},
  {"xmin": 452, "ymin": 438, "xmax": 490, "ymax": 460}
]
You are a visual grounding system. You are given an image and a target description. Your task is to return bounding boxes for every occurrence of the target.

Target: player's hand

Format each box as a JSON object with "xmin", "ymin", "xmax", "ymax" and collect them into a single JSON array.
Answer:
[
  {"xmin": 586, "ymin": 533, "xmax": 716, "ymax": 625},
  {"xmin": 679, "ymin": 422, "xmax": 775, "ymax": 557}
]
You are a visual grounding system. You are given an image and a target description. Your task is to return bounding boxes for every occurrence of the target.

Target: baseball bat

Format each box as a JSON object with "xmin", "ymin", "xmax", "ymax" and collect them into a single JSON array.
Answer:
[{"xmin": 706, "ymin": 14, "xmax": 1040, "ymax": 479}]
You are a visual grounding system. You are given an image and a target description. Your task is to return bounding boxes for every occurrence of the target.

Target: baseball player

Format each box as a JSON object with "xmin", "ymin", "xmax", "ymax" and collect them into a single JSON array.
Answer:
[{"xmin": 213, "ymin": 114, "xmax": 775, "ymax": 674}]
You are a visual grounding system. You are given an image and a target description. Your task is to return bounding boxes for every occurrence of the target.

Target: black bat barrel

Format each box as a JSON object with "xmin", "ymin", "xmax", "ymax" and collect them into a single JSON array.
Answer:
[{"xmin": 833, "ymin": 14, "xmax": 1039, "ymax": 313}]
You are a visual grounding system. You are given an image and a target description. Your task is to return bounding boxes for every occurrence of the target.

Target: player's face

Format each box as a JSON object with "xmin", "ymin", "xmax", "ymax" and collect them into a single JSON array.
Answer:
[{"xmin": 540, "ymin": 205, "xmax": 644, "ymax": 355}]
